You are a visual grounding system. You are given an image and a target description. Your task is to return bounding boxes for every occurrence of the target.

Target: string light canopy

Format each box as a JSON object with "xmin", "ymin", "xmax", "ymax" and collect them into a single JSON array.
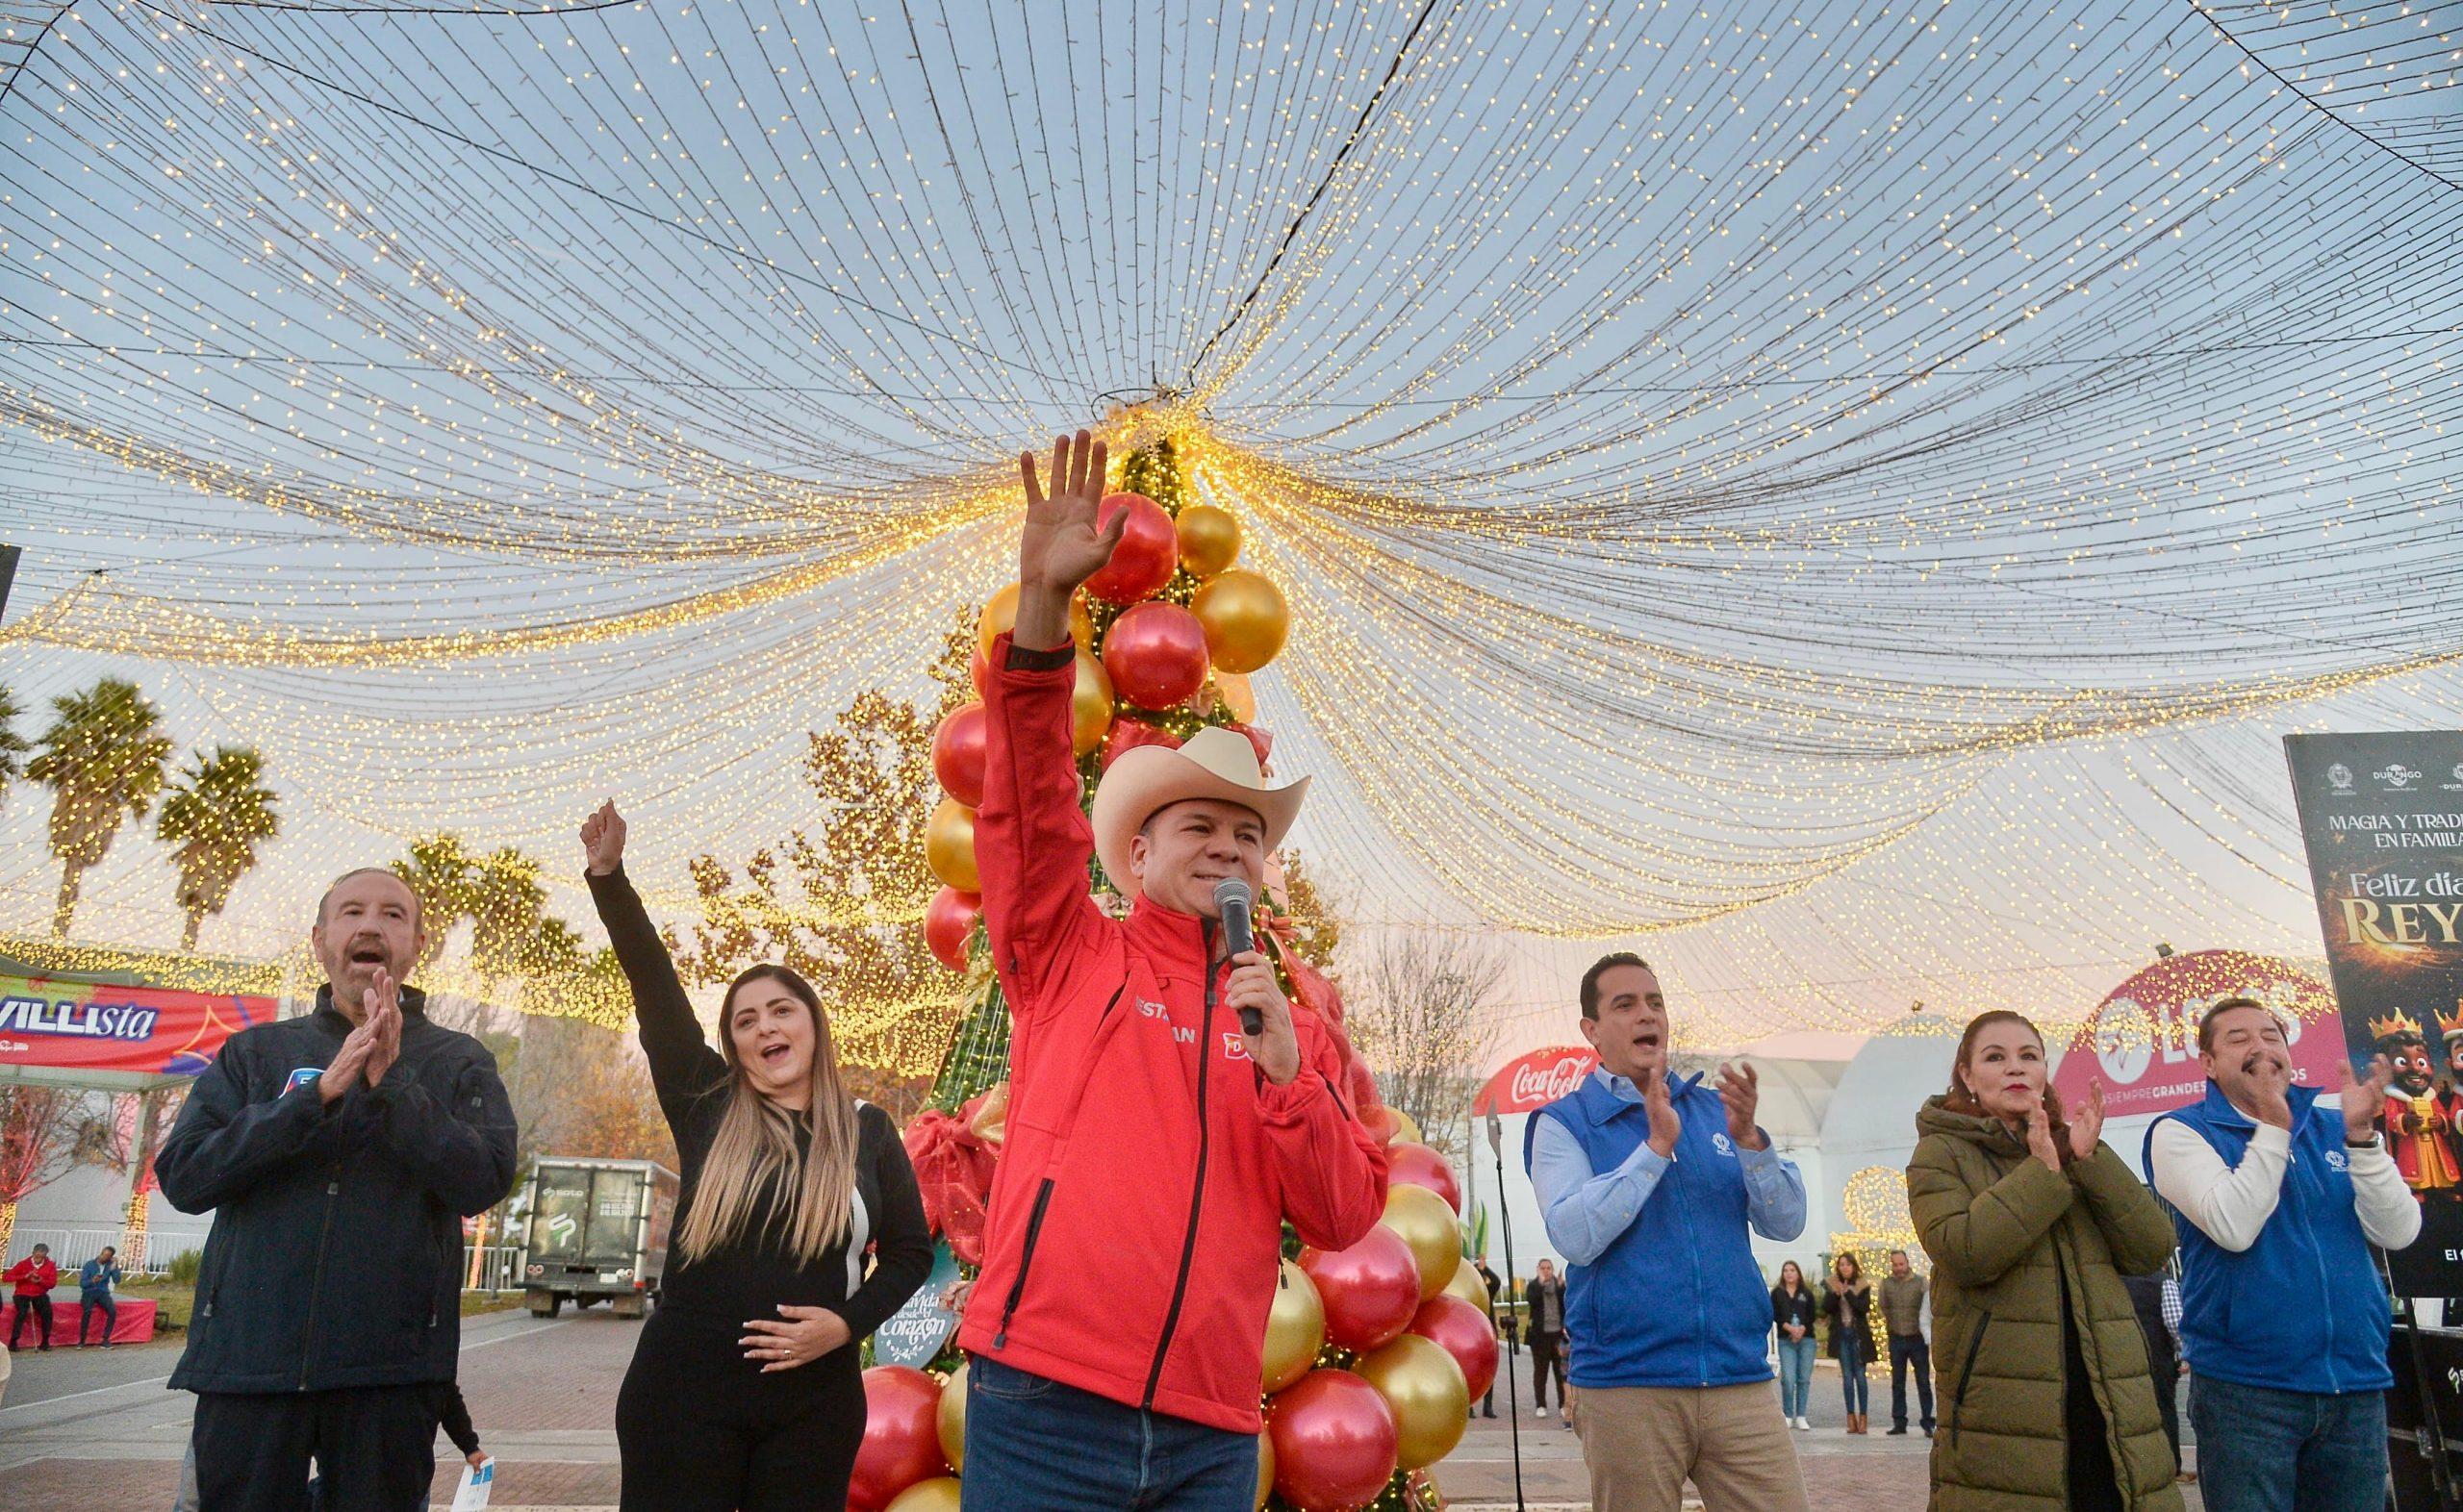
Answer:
[{"xmin": 2, "ymin": 0, "xmax": 2458, "ymax": 1054}]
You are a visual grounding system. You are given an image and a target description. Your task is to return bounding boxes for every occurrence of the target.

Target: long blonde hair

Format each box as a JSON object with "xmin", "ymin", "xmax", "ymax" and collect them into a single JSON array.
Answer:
[{"xmin": 675, "ymin": 965, "xmax": 860, "ymax": 1265}]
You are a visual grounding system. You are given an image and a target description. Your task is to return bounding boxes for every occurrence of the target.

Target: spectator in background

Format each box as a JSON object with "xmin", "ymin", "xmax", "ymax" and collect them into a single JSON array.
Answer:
[
  {"xmin": 1527, "ymin": 1259, "xmax": 1568, "ymax": 1418},
  {"xmin": 1822, "ymin": 1254, "xmax": 1873, "ymax": 1435},
  {"xmin": 1473, "ymin": 1259, "xmax": 1502, "ymax": 1419},
  {"xmin": 2123, "ymin": 1270, "xmax": 2186, "ymax": 1483},
  {"xmin": 2144, "ymin": 996, "xmax": 2412, "ymax": 1512},
  {"xmin": 1876, "ymin": 1248, "xmax": 1933, "ymax": 1437},
  {"xmin": 79, "ymin": 1245, "xmax": 124, "ymax": 1348},
  {"xmin": 1770, "ymin": 1260, "xmax": 1816, "ymax": 1431},
  {"xmin": 6, "ymin": 1242, "xmax": 60, "ymax": 1351},
  {"xmin": 435, "ymin": 1382, "xmax": 487, "ymax": 1473}
]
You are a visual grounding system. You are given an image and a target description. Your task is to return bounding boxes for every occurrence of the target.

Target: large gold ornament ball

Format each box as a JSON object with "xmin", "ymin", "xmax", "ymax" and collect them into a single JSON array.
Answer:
[
  {"xmin": 1380, "ymin": 1184, "xmax": 1461, "ymax": 1301},
  {"xmin": 1356, "ymin": 1333, "xmax": 1469, "ymax": 1471},
  {"xmin": 1255, "ymin": 1430, "xmax": 1275, "ymax": 1511},
  {"xmin": 925, "ymin": 797, "xmax": 980, "ymax": 893},
  {"xmin": 1191, "ymin": 570, "xmax": 1288, "ymax": 674},
  {"xmin": 1071, "ymin": 649, "xmax": 1115, "ymax": 756},
  {"xmin": 1261, "ymin": 1257, "xmax": 1328, "ymax": 1393},
  {"xmin": 1385, "ymin": 1107, "xmax": 1423, "ymax": 1146},
  {"xmin": 1214, "ymin": 669, "xmax": 1257, "ymax": 723},
  {"xmin": 1440, "ymin": 1254, "xmax": 1490, "ymax": 1314},
  {"xmin": 937, "ymin": 1363, "xmax": 967, "ymax": 1471},
  {"xmin": 1176, "ymin": 503, "xmax": 1243, "ymax": 578},
  {"xmin": 978, "ymin": 582, "xmax": 1094, "ymax": 659},
  {"xmin": 884, "ymin": 1476, "xmax": 963, "ymax": 1512}
]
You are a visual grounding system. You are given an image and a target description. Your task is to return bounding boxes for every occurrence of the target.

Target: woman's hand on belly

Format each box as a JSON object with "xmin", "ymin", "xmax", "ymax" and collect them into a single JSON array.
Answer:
[{"xmin": 740, "ymin": 1304, "xmax": 854, "ymax": 1373}]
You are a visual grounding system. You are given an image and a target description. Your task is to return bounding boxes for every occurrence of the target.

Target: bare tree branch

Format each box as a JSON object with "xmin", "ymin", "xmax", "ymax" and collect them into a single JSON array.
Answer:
[{"xmin": 1345, "ymin": 931, "xmax": 1506, "ymax": 1163}]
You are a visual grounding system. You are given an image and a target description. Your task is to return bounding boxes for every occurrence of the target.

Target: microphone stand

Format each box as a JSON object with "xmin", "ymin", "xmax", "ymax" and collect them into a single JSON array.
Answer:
[{"xmin": 1487, "ymin": 1112, "xmax": 1527, "ymax": 1512}]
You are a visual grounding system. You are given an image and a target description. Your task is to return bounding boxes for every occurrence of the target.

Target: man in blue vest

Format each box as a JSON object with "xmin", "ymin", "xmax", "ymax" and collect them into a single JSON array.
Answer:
[
  {"xmin": 1525, "ymin": 952, "xmax": 1809, "ymax": 1512},
  {"xmin": 2144, "ymin": 995, "xmax": 2412, "ymax": 1511}
]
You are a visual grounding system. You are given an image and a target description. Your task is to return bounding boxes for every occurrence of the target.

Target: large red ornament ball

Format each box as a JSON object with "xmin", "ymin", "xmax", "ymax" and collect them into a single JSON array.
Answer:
[
  {"xmin": 931, "ymin": 702, "xmax": 989, "ymax": 808},
  {"xmin": 1298, "ymin": 1224, "xmax": 1422, "ymax": 1354},
  {"xmin": 1385, "ymin": 1141, "xmax": 1462, "ymax": 1215},
  {"xmin": 1083, "ymin": 491, "xmax": 1180, "ymax": 605},
  {"xmin": 1267, "ymin": 1368, "xmax": 1401, "ymax": 1512},
  {"xmin": 849, "ymin": 1366, "xmax": 950, "ymax": 1511},
  {"xmin": 1101, "ymin": 717, "xmax": 1183, "ymax": 773},
  {"xmin": 1102, "ymin": 602, "xmax": 1210, "ymax": 710},
  {"xmin": 968, "ymin": 649, "xmax": 991, "ymax": 699},
  {"xmin": 1408, "ymin": 1294, "xmax": 1500, "ymax": 1401},
  {"xmin": 923, "ymin": 887, "xmax": 981, "ymax": 973}
]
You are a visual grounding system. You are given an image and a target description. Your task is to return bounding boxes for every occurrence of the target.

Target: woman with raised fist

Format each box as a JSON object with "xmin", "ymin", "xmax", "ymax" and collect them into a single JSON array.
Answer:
[{"xmin": 582, "ymin": 799, "xmax": 930, "ymax": 1512}]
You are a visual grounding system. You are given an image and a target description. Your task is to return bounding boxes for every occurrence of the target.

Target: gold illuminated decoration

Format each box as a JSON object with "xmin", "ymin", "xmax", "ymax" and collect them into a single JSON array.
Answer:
[{"xmin": 0, "ymin": 0, "xmax": 2457, "ymax": 1066}]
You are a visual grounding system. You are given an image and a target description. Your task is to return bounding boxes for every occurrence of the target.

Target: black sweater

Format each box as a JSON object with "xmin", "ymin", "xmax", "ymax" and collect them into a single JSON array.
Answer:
[{"xmin": 589, "ymin": 866, "xmax": 931, "ymax": 1341}]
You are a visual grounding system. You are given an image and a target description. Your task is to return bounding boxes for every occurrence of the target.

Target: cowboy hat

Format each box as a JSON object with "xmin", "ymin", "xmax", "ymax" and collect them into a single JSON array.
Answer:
[{"xmin": 1091, "ymin": 727, "xmax": 1308, "ymax": 903}]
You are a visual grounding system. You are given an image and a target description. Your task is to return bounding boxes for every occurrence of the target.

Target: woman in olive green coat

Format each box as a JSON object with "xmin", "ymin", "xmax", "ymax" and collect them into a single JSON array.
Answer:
[{"xmin": 1908, "ymin": 1011, "xmax": 2181, "ymax": 1512}]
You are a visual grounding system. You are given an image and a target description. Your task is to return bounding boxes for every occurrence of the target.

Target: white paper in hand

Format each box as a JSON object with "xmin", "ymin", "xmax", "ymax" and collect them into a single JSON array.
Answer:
[{"xmin": 449, "ymin": 1457, "xmax": 495, "ymax": 1512}]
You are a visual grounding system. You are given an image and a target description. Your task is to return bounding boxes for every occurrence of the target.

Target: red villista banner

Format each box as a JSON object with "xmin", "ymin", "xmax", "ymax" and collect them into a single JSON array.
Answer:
[
  {"xmin": 1473, "ymin": 1045, "xmax": 1600, "ymax": 1116},
  {"xmin": 2048, "ymin": 949, "xmax": 2343, "ymax": 1120},
  {"xmin": 0, "ymin": 972, "xmax": 273, "ymax": 1079}
]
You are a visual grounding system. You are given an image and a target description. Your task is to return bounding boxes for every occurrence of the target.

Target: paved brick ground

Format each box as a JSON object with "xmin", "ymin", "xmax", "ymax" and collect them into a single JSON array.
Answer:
[{"xmin": 1, "ymin": 1319, "xmax": 2206, "ymax": 1509}]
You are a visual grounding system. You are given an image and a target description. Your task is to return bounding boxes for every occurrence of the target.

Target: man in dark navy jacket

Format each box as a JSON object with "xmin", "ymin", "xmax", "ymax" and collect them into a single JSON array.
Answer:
[{"xmin": 158, "ymin": 867, "xmax": 517, "ymax": 1511}]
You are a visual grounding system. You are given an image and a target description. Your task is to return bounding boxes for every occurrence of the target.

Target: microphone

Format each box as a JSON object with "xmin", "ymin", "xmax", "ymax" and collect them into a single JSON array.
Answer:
[{"xmin": 1214, "ymin": 877, "xmax": 1261, "ymax": 1037}]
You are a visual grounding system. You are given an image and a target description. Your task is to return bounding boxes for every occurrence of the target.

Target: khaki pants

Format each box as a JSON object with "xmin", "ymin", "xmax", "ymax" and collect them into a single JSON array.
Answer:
[{"xmin": 1574, "ymin": 1379, "xmax": 1810, "ymax": 1512}]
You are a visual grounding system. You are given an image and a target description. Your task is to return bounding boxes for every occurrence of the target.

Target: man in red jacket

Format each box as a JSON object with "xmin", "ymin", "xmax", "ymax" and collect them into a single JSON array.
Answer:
[
  {"xmin": 6, "ymin": 1243, "xmax": 61, "ymax": 1352},
  {"xmin": 958, "ymin": 431, "xmax": 1390, "ymax": 1510}
]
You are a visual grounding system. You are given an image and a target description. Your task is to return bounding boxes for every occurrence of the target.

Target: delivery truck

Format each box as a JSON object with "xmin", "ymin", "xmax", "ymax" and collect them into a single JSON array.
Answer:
[{"xmin": 521, "ymin": 1156, "xmax": 677, "ymax": 1319}]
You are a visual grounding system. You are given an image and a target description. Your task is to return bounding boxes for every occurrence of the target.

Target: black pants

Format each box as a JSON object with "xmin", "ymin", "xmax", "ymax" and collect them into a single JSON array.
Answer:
[
  {"xmin": 2146, "ymin": 1340, "xmax": 2181, "ymax": 1467},
  {"xmin": 1889, "ymin": 1332, "xmax": 1934, "ymax": 1429},
  {"xmin": 9, "ymin": 1294, "xmax": 52, "ymax": 1348},
  {"xmin": 79, "ymin": 1295, "xmax": 116, "ymax": 1345},
  {"xmin": 1531, "ymin": 1330, "xmax": 1566, "ymax": 1409},
  {"xmin": 190, "ymin": 1386, "xmax": 436, "ymax": 1511},
  {"xmin": 616, "ymin": 1308, "xmax": 867, "ymax": 1511}
]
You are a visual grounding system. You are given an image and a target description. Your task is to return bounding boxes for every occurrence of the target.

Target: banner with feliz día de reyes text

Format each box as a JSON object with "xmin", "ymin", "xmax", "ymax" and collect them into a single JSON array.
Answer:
[
  {"xmin": 0, "ymin": 973, "xmax": 273, "ymax": 1080},
  {"xmin": 2285, "ymin": 731, "xmax": 2463, "ymax": 1293}
]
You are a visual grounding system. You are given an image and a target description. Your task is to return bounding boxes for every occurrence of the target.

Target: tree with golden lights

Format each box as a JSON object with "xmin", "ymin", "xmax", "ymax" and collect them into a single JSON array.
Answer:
[{"xmin": 674, "ymin": 615, "xmax": 978, "ymax": 1081}]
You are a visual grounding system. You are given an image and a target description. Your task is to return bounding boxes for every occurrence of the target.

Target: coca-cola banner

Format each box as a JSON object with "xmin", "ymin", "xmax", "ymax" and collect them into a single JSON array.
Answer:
[
  {"xmin": 2047, "ymin": 950, "xmax": 2343, "ymax": 1121},
  {"xmin": 1473, "ymin": 1046, "xmax": 1599, "ymax": 1116}
]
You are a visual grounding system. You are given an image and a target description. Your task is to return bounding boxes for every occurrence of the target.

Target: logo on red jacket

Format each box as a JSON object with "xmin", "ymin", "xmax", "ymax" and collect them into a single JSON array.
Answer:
[{"xmin": 1222, "ymin": 1033, "xmax": 1251, "ymax": 1062}]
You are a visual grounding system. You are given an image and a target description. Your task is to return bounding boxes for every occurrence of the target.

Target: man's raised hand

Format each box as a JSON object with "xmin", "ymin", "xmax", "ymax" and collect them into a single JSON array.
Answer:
[
  {"xmin": 1015, "ymin": 431, "xmax": 1118, "ymax": 647},
  {"xmin": 1715, "ymin": 1061, "xmax": 1767, "ymax": 1151},
  {"xmin": 363, "ymin": 968, "xmax": 403, "ymax": 1087},
  {"xmin": 2341, "ymin": 1054, "xmax": 2395, "ymax": 1144},
  {"xmin": 581, "ymin": 799, "xmax": 627, "ymax": 877},
  {"xmin": 1642, "ymin": 1069, "xmax": 1682, "ymax": 1159}
]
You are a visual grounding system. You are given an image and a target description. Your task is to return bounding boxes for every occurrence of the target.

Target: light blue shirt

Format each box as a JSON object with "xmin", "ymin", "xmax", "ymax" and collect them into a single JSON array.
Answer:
[{"xmin": 1530, "ymin": 1067, "xmax": 1806, "ymax": 1265}]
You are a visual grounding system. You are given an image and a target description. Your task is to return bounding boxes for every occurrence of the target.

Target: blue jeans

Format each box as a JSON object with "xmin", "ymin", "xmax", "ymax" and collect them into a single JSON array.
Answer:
[
  {"xmin": 1838, "ymin": 1329, "xmax": 1869, "ymax": 1415},
  {"xmin": 960, "ymin": 1356, "xmax": 1258, "ymax": 1512},
  {"xmin": 1775, "ymin": 1336, "xmax": 1816, "ymax": 1418},
  {"xmin": 2189, "ymin": 1373, "xmax": 2386, "ymax": 1512}
]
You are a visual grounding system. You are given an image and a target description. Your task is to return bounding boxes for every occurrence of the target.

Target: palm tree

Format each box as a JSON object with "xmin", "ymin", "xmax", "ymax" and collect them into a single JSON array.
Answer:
[
  {"xmin": 28, "ymin": 679, "xmax": 173, "ymax": 937},
  {"xmin": 158, "ymin": 746, "xmax": 283, "ymax": 951},
  {"xmin": 392, "ymin": 832, "xmax": 481, "ymax": 971},
  {"xmin": 0, "ymin": 687, "xmax": 29, "ymax": 810}
]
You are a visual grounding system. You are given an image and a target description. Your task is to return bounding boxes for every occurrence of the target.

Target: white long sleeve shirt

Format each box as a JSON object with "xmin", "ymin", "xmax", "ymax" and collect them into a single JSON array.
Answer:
[{"xmin": 2147, "ymin": 1112, "xmax": 2420, "ymax": 1253}]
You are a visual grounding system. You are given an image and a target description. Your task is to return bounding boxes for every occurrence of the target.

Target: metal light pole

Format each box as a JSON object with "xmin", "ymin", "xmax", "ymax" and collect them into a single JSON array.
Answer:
[{"xmin": 1486, "ymin": 1110, "xmax": 1527, "ymax": 1512}]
